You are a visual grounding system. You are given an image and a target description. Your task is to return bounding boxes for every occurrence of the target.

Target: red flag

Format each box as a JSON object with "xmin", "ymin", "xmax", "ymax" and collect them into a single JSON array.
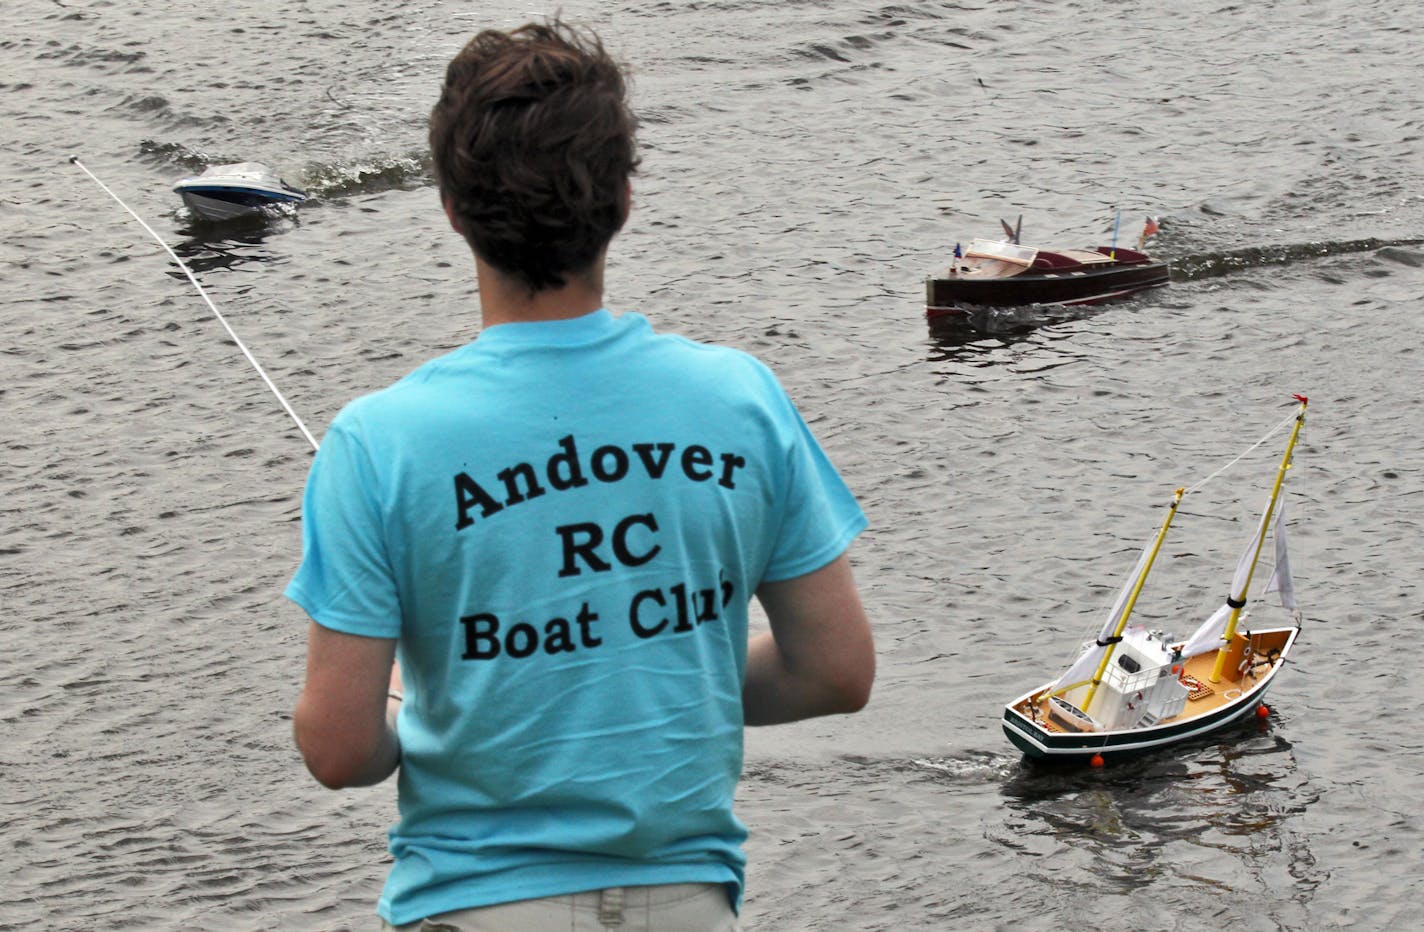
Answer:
[{"xmin": 1143, "ymin": 216, "xmax": 1160, "ymax": 238}]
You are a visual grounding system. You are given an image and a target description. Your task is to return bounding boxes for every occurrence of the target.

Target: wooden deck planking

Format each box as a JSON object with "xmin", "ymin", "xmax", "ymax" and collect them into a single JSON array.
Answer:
[{"xmin": 1014, "ymin": 629, "xmax": 1294, "ymax": 726}]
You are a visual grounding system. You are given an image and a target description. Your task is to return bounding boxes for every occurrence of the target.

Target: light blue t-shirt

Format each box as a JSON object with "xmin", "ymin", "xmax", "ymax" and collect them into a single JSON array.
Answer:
[{"xmin": 286, "ymin": 309, "xmax": 866, "ymax": 924}]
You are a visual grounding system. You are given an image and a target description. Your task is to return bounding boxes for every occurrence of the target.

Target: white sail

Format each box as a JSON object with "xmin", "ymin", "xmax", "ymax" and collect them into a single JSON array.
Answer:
[
  {"xmin": 1051, "ymin": 643, "xmax": 1106, "ymax": 696},
  {"xmin": 1263, "ymin": 502, "xmax": 1297, "ymax": 610},
  {"xmin": 1179, "ymin": 497, "xmax": 1296, "ymax": 658},
  {"xmin": 1233, "ymin": 507, "xmax": 1271, "ymax": 600},
  {"xmin": 1050, "ymin": 536, "xmax": 1157, "ymax": 692},
  {"xmin": 1179, "ymin": 603, "xmax": 1232, "ymax": 659}
]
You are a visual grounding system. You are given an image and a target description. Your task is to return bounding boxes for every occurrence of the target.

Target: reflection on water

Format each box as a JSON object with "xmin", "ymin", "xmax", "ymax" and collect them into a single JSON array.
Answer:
[
  {"xmin": 989, "ymin": 730, "xmax": 1321, "ymax": 921},
  {"xmin": 926, "ymin": 314, "xmax": 1038, "ymax": 366},
  {"xmin": 926, "ymin": 303, "xmax": 1112, "ymax": 355},
  {"xmin": 172, "ymin": 226, "xmax": 288, "ymax": 276},
  {"xmin": 999, "ymin": 725, "xmax": 1291, "ymax": 802},
  {"xmin": 923, "ymin": 309, "xmax": 1106, "ymax": 376}
]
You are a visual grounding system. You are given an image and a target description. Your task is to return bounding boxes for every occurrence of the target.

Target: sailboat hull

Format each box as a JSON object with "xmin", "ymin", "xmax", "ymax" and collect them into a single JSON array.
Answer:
[{"xmin": 1003, "ymin": 626, "xmax": 1299, "ymax": 763}]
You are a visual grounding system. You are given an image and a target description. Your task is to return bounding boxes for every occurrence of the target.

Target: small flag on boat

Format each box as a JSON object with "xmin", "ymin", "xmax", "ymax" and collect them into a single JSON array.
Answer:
[
  {"xmin": 953, "ymin": 242, "xmax": 962, "ymax": 258},
  {"xmin": 1137, "ymin": 215, "xmax": 1160, "ymax": 251}
]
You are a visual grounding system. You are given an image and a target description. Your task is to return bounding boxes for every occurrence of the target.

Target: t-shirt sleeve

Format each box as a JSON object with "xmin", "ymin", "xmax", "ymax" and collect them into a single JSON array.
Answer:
[
  {"xmin": 285, "ymin": 416, "xmax": 402, "ymax": 638},
  {"xmin": 760, "ymin": 385, "xmax": 868, "ymax": 583}
]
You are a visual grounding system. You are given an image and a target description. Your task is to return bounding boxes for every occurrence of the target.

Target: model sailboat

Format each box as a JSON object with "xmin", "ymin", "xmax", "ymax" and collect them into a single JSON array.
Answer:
[{"xmin": 1003, "ymin": 396, "xmax": 1308, "ymax": 764}]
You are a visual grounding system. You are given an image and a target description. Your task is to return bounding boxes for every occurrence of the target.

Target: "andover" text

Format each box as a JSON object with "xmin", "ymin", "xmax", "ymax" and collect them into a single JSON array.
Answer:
[{"xmin": 454, "ymin": 434, "xmax": 747, "ymax": 531}]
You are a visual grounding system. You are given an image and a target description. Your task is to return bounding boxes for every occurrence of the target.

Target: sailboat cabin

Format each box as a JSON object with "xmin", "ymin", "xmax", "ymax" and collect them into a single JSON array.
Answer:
[{"xmin": 1052, "ymin": 627, "xmax": 1190, "ymax": 732}]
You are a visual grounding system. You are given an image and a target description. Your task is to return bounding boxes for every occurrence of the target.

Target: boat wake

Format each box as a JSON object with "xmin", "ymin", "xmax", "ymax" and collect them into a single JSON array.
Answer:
[
  {"xmin": 1169, "ymin": 236, "xmax": 1424, "ymax": 281},
  {"xmin": 139, "ymin": 139, "xmax": 431, "ymax": 203}
]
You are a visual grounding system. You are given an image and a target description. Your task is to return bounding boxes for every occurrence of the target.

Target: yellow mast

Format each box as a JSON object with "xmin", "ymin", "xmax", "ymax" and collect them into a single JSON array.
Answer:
[
  {"xmin": 1082, "ymin": 487, "xmax": 1186, "ymax": 710},
  {"xmin": 1210, "ymin": 395, "xmax": 1309, "ymax": 683}
]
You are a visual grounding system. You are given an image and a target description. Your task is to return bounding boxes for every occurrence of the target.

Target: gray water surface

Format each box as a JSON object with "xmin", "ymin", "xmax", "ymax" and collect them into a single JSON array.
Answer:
[{"xmin": 3, "ymin": 1, "xmax": 1422, "ymax": 929}]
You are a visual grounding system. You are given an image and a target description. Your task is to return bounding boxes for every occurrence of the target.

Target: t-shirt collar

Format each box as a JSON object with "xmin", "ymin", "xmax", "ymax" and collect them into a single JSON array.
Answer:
[{"xmin": 476, "ymin": 308, "xmax": 619, "ymax": 347}]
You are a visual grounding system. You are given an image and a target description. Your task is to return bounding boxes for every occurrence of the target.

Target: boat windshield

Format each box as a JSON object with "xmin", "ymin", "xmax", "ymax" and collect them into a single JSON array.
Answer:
[{"xmin": 964, "ymin": 239, "xmax": 1038, "ymax": 266}]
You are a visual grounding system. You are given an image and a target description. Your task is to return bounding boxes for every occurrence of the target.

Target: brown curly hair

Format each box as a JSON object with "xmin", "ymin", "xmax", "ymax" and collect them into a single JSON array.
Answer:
[{"xmin": 429, "ymin": 20, "xmax": 640, "ymax": 294}]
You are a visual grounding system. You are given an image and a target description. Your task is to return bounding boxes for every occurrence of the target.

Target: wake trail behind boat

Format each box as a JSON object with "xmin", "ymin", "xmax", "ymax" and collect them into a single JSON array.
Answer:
[{"xmin": 1169, "ymin": 236, "xmax": 1424, "ymax": 281}]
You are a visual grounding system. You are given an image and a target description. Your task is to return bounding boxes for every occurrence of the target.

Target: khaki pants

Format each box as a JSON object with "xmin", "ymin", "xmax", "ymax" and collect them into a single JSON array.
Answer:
[{"xmin": 381, "ymin": 883, "xmax": 742, "ymax": 932}]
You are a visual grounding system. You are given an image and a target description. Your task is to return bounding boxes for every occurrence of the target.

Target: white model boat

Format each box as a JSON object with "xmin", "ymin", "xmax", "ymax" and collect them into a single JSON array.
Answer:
[
  {"xmin": 173, "ymin": 162, "xmax": 307, "ymax": 222},
  {"xmin": 1002, "ymin": 395, "xmax": 1309, "ymax": 765}
]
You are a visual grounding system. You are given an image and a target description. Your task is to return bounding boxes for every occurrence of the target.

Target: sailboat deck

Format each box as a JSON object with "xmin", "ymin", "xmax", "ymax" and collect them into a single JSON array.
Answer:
[{"xmin": 1015, "ymin": 628, "xmax": 1294, "ymax": 731}]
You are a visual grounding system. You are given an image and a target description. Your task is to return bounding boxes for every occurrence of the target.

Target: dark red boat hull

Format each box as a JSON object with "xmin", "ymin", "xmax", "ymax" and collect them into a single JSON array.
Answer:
[{"xmin": 926, "ymin": 252, "xmax": 1171, "ymax": 319}]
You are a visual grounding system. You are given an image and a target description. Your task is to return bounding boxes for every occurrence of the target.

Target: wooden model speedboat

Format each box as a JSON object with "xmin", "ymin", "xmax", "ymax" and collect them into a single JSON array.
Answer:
[
  {"xmin": 1002, "ymin": 396, "xmax": 1308, "ymax": 766},
  {"xmin": 926, "ymin": 218, "xmax": 1169, "ymax": 320},
  {"xmin": 173, "ymin": 162, "xmax": 307, "ymax": 222}
]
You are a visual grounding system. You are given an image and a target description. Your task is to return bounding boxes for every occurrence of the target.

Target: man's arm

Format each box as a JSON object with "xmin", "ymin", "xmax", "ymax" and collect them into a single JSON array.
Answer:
[
  {"xmin": 293, "ymin": 622, "xmax": 401, "ymax": 789},
  {"xmin": 744, "ymin": 553, "xmax": 875, "ymax": 726}
]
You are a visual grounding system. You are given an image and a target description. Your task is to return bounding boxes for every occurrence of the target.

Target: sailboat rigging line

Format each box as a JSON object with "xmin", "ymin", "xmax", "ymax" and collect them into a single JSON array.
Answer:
[
  {"xmin": 1182, "ymin": 408, "xmax": 1299, "ymax": 497},
  {"xmin": 69, "ymin": 156, "xmax": 320, "ymax": 452},
  {"xmin": 1056, "ymin": 405, "xmax": 1302, "ymax": 667}
]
